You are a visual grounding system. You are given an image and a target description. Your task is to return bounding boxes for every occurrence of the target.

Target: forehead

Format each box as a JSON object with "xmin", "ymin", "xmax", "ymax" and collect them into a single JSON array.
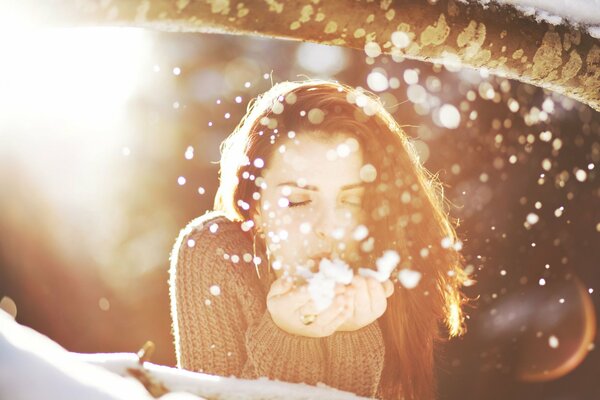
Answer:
[{"xmin": 262, "ymin": 132, "xmax": 364, "ymax": 189}]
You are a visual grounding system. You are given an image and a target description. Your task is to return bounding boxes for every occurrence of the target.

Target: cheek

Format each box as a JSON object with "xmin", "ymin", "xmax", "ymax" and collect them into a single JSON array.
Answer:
[
  {"xmin": 343, "ymin": 208, "xmax": 365, "ymax": 225},
  {"xmin": 267, "ymin": 206, "xmax": 315, "ymax": 230},
  {"xmin": 339, "ymin": 210, "xmax": 367, "ymax": 252},
  {"xmin": 279, "ymin": 207, "xmax": 365, "ymax": 235},
  {"xmin": 262, "ymin": 204, "xmax": 365, "ymax": 242},
  {"xmin": 261, "ymin": 210, "xmax": 309, "ymax": 250},
  {"xmin": 335, "ymin": 209, "xmax": 366, "ymax": 241}
]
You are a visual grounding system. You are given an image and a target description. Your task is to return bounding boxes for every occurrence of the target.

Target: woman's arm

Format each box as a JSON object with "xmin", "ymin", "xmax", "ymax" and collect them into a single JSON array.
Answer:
[
  {"xmin": 169, "ymin": 220, "xmax": 256, "ymax": 377},
  {"xmin": 242, "ymin": 309, "xmax": 327, "ymax": 385},
  {"xmin": 169, "ymin": 217, "xmax": 327, "ymax": 385}
]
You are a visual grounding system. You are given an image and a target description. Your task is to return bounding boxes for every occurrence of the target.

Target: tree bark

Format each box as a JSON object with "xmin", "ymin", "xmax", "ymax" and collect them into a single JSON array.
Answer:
[{"xmin": 24, "ymin": 0, "xmax": 600, "ymax": 110}]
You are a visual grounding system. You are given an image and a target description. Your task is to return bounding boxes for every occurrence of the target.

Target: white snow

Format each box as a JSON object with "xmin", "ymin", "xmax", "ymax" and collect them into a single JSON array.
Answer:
[
  {"xmin": 589, "ymin": 26, "xmax": 600, "ymax": 38},
  {"xmin": 302, "ymin": 251, "xmax": 401, "ymax": 311},
  {"xmin": 0, "ymin": 310, "xmax": 370, "ymax": 399},
  {"xmin": 320, "ymin": 258, "xmax": 355, "ymax": 285},
  {"xmin": 0, "ymin": 310, "xmax": 155, "ymax": 400},
  {"xmin": 361, "ymin": 250, "xmax": 401, "ymax": 283},
  {"xmin": 397, "ymin": 269, "xmax": 423, "ymax": 289},
  {"xmin": 469, "ymin": 0, "xmax": 600, "ymax": 37},
  {"xmin": 304, "ymin": 258, "xmax": 355, "ymax": 312},
  {"xmin": 308, "ymin": 272, "xmax": 339, "ymax": 312},
  {"xmin": 498, "ymin": 0, "xmax": 600, "ymax": 25},
  {"xmin": 352, "ymin": 225, "xmax": 369, "ymax": 241}
]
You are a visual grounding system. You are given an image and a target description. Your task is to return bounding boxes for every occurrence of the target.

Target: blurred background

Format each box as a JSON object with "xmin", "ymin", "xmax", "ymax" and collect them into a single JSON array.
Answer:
[{"xmin": 0, "ymin": 25, "xmax": 598, "ymax": 400}]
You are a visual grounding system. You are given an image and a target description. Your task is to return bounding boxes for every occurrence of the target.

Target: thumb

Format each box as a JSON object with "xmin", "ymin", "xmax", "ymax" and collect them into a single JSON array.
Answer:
[
  {"xmin": 268, "ymin": 277, "xmax": 294, "ymax": 299},
  {"xmin": 383, "ymin": 279, "xmax": 395, "ymax": 298}
]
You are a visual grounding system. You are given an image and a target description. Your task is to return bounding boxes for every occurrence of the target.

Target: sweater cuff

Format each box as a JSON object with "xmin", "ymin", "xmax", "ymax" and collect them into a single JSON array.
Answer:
[
  {"xmin": 328, "ymin": 320, "xmax": 385, "ymax": 351},
  {"xmin": 323, "ymin": 321, "xmax": 385, "ymax": 398},
  {"xmin": 244, "ymin": 310, "xmax": 326, "ymax": 385}
]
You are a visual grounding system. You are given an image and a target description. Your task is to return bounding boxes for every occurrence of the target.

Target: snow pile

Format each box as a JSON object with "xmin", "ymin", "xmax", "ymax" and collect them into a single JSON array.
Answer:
[
  {"xmin": 304, "ymin": 258, "xmax": 354, "ymax": 312},
  {"xmin": 359, "ymin": 250, "xmax": 401, "ymax": 283},
  {"xmin": 300, "ymin": 251, "xmax": 402, "ymax": 311},
  {"xmin": 0, "ymin": 310, "xmax": 155, "ymax": 400},
  {"xmin": 462, "ymin": 0, "xmax": 600, "ymax": 38},
  {"xmin": 0, "ymin": 310, "xmax": 369, "ymax": 400}
]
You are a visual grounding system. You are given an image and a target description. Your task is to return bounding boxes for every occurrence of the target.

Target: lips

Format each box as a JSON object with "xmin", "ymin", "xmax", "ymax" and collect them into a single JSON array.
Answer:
[
  {"xmin": 306, "ymin": 253, "xmax": 333, "ymax": 271},
  {"xmin": 309, "ymin": 253, "xmax": 332, "ymax": 263}
]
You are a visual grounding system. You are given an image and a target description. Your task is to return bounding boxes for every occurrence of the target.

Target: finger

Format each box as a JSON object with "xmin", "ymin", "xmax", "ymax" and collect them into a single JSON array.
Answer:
[
  {"xmin": 366, "ymin": 277, "xmax": 384, "ymax": 296},
  {"xmin": 383, "ymin": 279, "xmax": 395, "ymax": 298},
  {"xmin": 366, "ymin": 278, "xmax": 389, "ymax": 317},
  {"xmin": 297, "ymin": 297, "xmax": 326, "ymax": 316},
  {"xmin": 366, "ymin": 277, "xmax": 383, "ymax": 311},
  {"xmin": 284, "ymin": 284, "xmax": 318, "ymax": 308},
  {"xmin": 318, "ymin": 295, "xmax": 352, "ymax": 327},
  {"xmin": 351, "ymin": 275, "xmax": 368, "ymax": 298},
  {"xmin": 269, "ymin": 282, "xmax": 315, "ymax": 311},
  {"xmin": 334, "ymin": 283, "xmax": 348, "ymax": 295},
  {"xmin": 350, "ymin": 275, "xmax": 370, "ymax": 313},
  {"xmin": 267, "ymin": 277, "xmax": 294, "ymax": 299},
  {"xmin": 324, "ymin": 306, "xmax": 352, "ymax": 332}
]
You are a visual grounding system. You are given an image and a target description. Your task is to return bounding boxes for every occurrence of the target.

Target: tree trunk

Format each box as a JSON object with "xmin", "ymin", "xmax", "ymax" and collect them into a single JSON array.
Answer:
[{"xmin": 24, "ymin": 0, "xmax": 600, "ymax": 110}]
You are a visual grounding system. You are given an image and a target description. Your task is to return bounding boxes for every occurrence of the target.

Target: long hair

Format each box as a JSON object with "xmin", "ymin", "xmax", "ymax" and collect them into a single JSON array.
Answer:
[{"xmin": 214, "ymin": 80, "xmax": 473, "ymax": 400}]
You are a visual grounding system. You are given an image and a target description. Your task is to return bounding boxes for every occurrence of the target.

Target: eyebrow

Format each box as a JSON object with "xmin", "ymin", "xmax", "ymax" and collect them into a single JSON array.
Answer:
[{"xmin": 276, "ymin": 181, "xmax": 366, "ymax": 191}]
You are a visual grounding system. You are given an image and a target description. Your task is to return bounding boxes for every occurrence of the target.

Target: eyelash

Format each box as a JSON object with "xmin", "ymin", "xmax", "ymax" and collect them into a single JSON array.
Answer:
[
  {"xmin": 288, "ymin": 200, "xmax": 362, "ymax": 208},
  {"xmin": 288, "ymin": 200, "xmax": 311, "ymax": 208}
]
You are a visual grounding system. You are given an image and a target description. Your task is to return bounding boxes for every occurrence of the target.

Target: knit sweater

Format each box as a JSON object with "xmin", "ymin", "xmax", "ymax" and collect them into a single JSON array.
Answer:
[{"xmin": 169, "ymin": 211, "xmax": 386, "ymax": 398}]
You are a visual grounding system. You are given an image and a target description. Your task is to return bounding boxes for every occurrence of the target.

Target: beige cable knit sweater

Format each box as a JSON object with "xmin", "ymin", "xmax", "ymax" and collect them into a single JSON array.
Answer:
[{"xmin": 169, "ymin": 211, "xmax": 386, "ymax": 398}]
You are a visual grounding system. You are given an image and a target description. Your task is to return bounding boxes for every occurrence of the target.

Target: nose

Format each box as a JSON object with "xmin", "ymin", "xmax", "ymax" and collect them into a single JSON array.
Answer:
[
  {"xmin": 314, "ymin": 206, "xmax": 343, "ymax": 240},
  {"xmin": 313, "ymin": 227, "xmax": 335, "ymax": 259},
  {"xmin": 314, "ymin": 227, "xmax": 328, "ymax": 240}
]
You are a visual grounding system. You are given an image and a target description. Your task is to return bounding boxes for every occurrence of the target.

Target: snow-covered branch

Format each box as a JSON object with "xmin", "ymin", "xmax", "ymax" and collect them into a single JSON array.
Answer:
[{"xmin": 13, "ymin": 0, "xmax": 600, "ymax": 111}]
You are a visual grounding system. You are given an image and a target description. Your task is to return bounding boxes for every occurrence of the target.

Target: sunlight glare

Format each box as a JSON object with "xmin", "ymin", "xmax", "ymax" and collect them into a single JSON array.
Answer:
[{"xmin": 0, "ymin": 27, "xmax": 150, "ymax": 119}]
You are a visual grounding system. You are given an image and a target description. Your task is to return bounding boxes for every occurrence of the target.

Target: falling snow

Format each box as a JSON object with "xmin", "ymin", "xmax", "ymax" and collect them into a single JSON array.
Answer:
[
  {"xmin": 209, "ymin": 285, "xmax": 221, "ymax": 296},
  {"xmin": 397, "ymin": 268, "xmax": 423, "ymax": 289}
]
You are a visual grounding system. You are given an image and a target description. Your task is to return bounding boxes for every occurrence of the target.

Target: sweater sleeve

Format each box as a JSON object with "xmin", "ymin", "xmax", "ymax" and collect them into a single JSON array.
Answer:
[
  {"xmin": 242, "ymin": 309, "xmax": 326, "ymax": 385},
  {"xmin": 169, "ymin": 222, "xmax": 256, "ymax": 377},
  {"xmin": 169, "ymin": 217, "xmax": 327, "ymax": 386},
  {"xmin": 322, "ymin": 320, "xmax": 386, "ymax": 398}
]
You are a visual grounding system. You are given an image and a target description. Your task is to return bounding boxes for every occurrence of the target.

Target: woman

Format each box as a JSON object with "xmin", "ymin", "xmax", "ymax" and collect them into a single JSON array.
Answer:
[{"xmin": 169, "ymin": 80, "xmax": 471, "ymax": 400}]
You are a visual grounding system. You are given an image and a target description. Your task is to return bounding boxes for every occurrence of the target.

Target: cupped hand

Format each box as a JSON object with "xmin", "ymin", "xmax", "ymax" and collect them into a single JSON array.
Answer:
[
  {"xmin": 337, "ymin": 276, "xmax": 394, "ymax": 332},
  {"xmin": 267, "ymin": 276, "xmax": 353, "ymax": 338}
]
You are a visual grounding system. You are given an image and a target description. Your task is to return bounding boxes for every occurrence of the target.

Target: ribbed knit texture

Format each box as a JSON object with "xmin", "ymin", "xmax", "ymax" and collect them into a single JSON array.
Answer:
[{"xmin": 169, "ymin": 211, "xmax": 386, "ymax": 398}]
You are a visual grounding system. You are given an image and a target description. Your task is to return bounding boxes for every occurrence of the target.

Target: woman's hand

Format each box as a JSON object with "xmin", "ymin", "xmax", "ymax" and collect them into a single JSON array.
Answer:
[
  {"xmin": 267, "ymin": 276, "xmax": 353, "ymax": 338},
  {"xmin": 336, "ymin": 276, "xmax": 394, "ymax": 332}
]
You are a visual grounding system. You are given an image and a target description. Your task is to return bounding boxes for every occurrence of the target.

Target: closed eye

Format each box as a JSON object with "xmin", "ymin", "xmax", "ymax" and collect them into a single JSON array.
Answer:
[
  {"xmin": 289, "ymin": 200, "xmax": 311, "ymax": 208},
  {"xmin": 343, "ymin": 199, "xmax": 362, "ymax": 207},
  {"xmin": 342, "ymin": 195, "xmax": 363, "ymax": 207},
  {"xmin": 288, "ymin": 199, "xmax": 361, "ymax": 208}
]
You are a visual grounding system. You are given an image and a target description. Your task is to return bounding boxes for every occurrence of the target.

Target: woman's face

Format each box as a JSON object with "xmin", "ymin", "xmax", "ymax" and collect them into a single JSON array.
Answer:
[{"xmin": 253, "ymin": 132, "xmax": 368, "ymax": 277}]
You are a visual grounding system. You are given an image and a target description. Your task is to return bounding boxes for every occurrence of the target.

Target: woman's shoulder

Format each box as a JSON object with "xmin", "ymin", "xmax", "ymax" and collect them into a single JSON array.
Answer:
[
  {"xmin": 180, "ymin": 210, "xmax": 248, "ymax": 241},
  {"xmin": 171, "ymin": 210, "xmax": 254, "ymax": 263},
  {"xmin": 170, "ymin": 210, "xmax": 274, "ymax": 293}
]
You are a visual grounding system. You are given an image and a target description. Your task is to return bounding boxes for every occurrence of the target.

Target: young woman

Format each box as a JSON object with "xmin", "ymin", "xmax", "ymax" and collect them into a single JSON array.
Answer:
[{"xmin": 169, "ymin": 80, "xmax": 471, "ymax": 400}]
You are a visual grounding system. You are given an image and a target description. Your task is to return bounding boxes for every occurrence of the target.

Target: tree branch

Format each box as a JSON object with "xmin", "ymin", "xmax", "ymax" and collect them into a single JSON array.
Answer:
[{"xmin": 24, "ymin": 0, "xmax": 600, "ymax": 110}]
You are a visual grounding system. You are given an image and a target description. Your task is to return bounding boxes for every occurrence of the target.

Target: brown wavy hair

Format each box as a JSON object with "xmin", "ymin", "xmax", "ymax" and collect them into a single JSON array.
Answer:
[{"xmin": 214, "ymin": 80, "xmax": 473, "ymax": 400}]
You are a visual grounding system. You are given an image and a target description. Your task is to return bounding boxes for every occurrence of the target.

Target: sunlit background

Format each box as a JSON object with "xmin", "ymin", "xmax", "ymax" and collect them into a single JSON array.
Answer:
[{"xmin": 0, "ymin": 12, "xmax": 598, "ymax": 400}]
